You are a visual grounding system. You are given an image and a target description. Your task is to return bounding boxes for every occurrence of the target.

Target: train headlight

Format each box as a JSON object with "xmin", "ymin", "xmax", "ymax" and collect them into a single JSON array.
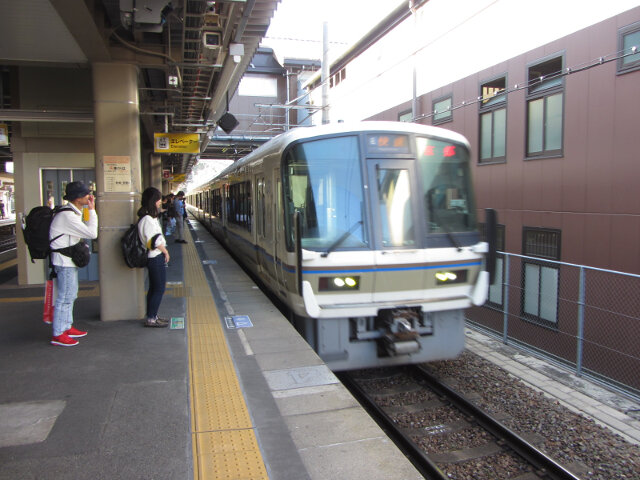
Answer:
[
  {"xmin": 435, "ymin": 270, "xmax": 468, "ymax": 285},
  {"xmin": 344, "ymin": 277, "xmax": 357, "ymax": 287},
  {"xmin": 319, "ymin": 276, "xmax": 360, "ymax": 291}
]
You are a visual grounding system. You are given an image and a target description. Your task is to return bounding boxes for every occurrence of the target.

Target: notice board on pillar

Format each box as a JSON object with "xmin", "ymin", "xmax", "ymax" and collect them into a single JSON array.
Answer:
[{"xmin": 103, "ymin": 156, "xmax": 132, "ymax": 192}]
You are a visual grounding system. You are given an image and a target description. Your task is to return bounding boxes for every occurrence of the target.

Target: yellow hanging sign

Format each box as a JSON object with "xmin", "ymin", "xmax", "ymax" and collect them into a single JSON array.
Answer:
[{"xmin": 154, "ymin": 132, "xmax": 200, "ymax": 154}]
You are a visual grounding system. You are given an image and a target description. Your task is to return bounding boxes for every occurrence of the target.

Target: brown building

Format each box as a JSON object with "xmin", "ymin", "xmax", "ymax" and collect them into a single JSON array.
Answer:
[{"xmin": 369, "ymin": 6, "xmax": 640, "ymax": 275}]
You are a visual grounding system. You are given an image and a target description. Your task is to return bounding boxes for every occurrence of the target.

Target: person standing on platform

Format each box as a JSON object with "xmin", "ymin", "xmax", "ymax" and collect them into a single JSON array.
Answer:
[
  {"xmin": 161, "ymin": 195, "xmax": 169, "ymax": 237},
  {"xmin": 137, "ymin": 187, "xmax": 170, "ymax": 327},
  {"xmin": 173, "ymin": 191, "xmax": 187, "ymax": 244},
  {"xmin": 49, "ymin": 181, "xmax": 98, "ymax": 346},
  {"xmin": 0, "ymin": 199, "xmax": 5, "ymax": 219}
]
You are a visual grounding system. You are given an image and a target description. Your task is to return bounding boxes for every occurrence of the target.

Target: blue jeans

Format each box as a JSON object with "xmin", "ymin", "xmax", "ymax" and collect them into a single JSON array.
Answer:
[
  {"xmin": 53, "ymin": 266, "xmax": 78, "ymax": 337},
  {"xmin": 146, "ymin": 255, "xmax": 166, "ymax": 319},
  {"xmin": 175, "ymin": 216, "xmax": 184, "ymax": 240}
]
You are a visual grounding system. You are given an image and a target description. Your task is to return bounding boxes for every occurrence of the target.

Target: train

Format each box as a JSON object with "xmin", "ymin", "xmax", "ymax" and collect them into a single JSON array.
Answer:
[{"xmin": 187, "ymin": 121, "xmax": 496, "ymax": 371}]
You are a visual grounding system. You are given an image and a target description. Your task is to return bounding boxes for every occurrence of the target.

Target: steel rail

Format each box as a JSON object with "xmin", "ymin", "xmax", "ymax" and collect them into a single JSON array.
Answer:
[
  {"xmin": 338, "ymin": 372, "xmax": 448, "ymax": 480},
  {"xmin": 414, "ymin": 365, "xmax": 582, "ymax": 480}
]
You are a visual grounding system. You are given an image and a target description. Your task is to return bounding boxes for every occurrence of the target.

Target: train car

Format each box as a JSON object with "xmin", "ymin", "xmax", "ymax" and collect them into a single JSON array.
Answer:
[{"xmin": 188, "ymin": 121, "xmax": 496, "ymax": 371}]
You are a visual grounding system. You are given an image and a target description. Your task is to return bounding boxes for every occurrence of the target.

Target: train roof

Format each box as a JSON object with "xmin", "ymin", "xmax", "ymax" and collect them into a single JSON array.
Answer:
[{"xmin": 192, "ymin": 121, "xmax": 470, "ymax": 191}]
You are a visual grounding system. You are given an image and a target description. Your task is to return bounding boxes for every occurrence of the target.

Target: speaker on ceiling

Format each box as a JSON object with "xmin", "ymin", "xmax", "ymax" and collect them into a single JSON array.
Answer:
[{"xmin": 218, "ymin": 112, "xmax": 239, "ymax": 134}]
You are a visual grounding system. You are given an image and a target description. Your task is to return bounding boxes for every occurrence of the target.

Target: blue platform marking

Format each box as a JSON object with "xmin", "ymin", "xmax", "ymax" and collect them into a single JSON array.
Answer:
[{"xmin": 224, "ymin": 315, "xmax": 254, "ymax": 329}]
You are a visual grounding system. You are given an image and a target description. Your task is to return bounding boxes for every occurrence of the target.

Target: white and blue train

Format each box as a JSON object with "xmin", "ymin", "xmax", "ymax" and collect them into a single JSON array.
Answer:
[{"xmin": 188, "ymin": 121, "xmax": 496, "ymax": 371}]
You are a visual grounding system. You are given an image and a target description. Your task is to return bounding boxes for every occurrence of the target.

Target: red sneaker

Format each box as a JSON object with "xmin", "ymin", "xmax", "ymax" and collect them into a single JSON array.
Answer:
[
  {"xmin": 51, "ymin": 333, "xmax": 79, "ymax": 347},
  {"xmin": 65, "ymin": 327, "xmax": 87, "ymax": 338}
]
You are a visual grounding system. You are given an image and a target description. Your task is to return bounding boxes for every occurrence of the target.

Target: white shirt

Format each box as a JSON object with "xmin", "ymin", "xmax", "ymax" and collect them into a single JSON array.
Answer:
[
  {"xmin": 138, "ymin": 215, "xmax": 167, "ymax": 258},
  {"xmin": 49, "ymin": 204, "xmax": 98, "ymax": 267}
]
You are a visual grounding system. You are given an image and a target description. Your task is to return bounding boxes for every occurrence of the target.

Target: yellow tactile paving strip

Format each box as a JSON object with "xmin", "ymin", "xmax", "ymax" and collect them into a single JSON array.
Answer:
[{"xmin": 183, "ymin": 229, "xmax": 269, "ymax": 480}]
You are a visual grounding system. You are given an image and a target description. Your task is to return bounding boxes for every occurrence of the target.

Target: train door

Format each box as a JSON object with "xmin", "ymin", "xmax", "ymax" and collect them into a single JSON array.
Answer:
[
  {"xmin": 366, "ymin": 159, "xmax": 423, "ymax": 300},
  {"xmin": 273, "ymin": 169, "xmax": 287, "ymax": 291}
]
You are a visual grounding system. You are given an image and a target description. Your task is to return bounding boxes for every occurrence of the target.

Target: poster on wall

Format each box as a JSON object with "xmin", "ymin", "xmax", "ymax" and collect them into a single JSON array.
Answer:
[
  {"xmin": 103, "ymin": 156, "xmax": 132, "ymax": 192},
  {"xmin": 0, "ymin": 124, "xmax": 8, "ymax": 146}
]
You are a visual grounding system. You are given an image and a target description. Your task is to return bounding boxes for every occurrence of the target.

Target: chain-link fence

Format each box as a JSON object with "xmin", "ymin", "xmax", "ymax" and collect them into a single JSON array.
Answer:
[{"xmin": 465, "ymin": 252, "xmax": 640, "ymax": 400}]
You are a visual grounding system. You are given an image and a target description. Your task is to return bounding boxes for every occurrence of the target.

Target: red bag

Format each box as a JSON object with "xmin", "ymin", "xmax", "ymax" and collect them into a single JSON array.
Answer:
[{"xmin": 43, "ymin": 279, "xmax": 54, "ymax": 324}]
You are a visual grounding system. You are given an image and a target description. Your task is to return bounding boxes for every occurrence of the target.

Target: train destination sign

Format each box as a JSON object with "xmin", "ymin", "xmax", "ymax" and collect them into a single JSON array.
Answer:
[
  {"xmin": 366, "ymin": 134, "xmax": 410, "ymax": 154},
  {"xmin": 154, "ymin": 132, "xmax": 200, "ymax": 153}
]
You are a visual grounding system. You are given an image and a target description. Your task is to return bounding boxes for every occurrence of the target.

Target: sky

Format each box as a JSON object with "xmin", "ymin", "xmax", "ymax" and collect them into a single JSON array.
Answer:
[{"xmin": 261, "ymin": 0, "xmax": 405, "ymax": 64}]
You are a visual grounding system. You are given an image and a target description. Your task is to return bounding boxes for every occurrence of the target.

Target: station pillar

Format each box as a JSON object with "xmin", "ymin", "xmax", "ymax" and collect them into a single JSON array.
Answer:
[
  {"xmin": 92, "ymin": 62, "xmax": 145, "ymax": 321},
  {"xmin": 150, "ymin": 154, "xmax": 163, "ymax": 191}
]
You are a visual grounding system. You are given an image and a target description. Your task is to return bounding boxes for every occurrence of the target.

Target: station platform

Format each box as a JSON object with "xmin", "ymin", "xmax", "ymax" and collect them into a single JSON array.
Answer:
[
  {"xmin": 1, "ymin": 217, "xmax": 639, "ymax": 480},
  {"xmin": 0, "ymin": 218, "xmax": 423, "ymax": 480}
]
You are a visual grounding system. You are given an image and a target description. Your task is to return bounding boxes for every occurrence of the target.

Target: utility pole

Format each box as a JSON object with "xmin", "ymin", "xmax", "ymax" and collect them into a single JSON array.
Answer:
[{"xmin": 321, "ymin": 21, "xmax": 330, "ymax": 124}]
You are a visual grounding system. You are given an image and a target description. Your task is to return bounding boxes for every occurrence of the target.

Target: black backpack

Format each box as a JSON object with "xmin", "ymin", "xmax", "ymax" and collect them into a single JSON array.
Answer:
[
  {"xmin": 22, "ymin": 206, "xmax": 73, "ymax": 263},
  {"xmin": 121, "ymin": 220, "xmax": 148, "ymax": 268}
]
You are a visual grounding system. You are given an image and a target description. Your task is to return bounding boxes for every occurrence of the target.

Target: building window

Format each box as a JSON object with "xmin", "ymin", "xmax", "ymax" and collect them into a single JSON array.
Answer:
[
  {"xmin": 398, "ymin": 110, "xmax": 412, "ymax": 122},
  {"xmin": 521, "ymin": 227, "xmax": 561, "ymax": 325},
  {"xmin": 432, "ymin": 95, "xmax": 452, "ymax": 125},
  {"xmin": 618, "ymin": 21, "xmax": 640, "ymax": 74},
  {"xmin": 330, "ymin": 68, "xmax": 347, "ymax": 88},
  {"xmin": 480, "ymin": 222, "xmax": 505, "ymax": 307},
  {"xmin": 526, "ymin": 56, "xmax": 564, "ymax": 158},
  {"xmin": 479, "ymin": 76, "xmax": 507, "ymax": 163}
]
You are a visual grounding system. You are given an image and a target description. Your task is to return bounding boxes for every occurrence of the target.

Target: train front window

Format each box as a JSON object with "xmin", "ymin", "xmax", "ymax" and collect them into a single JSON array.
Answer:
[
  {"xmin": 417, "ymin": 137, "xmax": 477, "ymax": 235},
  {"xmin": 283, "ymin": 136, "xmax": 368, "ymax": 251}
]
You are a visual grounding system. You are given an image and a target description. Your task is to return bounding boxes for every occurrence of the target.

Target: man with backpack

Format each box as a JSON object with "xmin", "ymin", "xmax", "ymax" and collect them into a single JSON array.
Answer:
[{"xmin": 49, "ymin": 181, "xmax": 98, "ymax": 347}]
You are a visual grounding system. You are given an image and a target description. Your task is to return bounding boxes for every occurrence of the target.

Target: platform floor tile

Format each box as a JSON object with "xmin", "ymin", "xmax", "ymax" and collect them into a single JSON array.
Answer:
[{"xmin": 184, "ymin": 233, "xmax": 269, "ymax": 480}]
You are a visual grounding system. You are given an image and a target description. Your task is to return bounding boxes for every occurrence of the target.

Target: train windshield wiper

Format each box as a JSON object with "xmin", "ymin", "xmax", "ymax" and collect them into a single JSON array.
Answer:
[{"xmin": 321, "ymin": 221, "xmax": 363, "ymax": 257}]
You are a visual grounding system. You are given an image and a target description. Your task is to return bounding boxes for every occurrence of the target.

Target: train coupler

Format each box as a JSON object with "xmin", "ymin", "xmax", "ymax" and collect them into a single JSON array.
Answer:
[{"xmin": 379, "ymin": 308, "xmax": 421, "ymax": 356}]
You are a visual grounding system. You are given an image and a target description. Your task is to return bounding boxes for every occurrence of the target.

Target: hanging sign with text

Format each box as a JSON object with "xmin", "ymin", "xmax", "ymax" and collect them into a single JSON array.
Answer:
[{"xmin": 154, "ymin": 132, "xmax": 200, "ymax": 154}]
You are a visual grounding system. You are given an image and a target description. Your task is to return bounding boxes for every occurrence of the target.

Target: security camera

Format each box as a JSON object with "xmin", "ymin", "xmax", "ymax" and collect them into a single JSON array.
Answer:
[{"xmin": 203, "ymin": 32, "xmax": 220, "ymax": 49}]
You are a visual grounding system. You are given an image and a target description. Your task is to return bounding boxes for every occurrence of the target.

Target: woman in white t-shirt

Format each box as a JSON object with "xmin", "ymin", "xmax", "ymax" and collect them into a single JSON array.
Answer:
[{"xmin": 137, "ymin": 187, "xmax": 170, "ymax": 327}]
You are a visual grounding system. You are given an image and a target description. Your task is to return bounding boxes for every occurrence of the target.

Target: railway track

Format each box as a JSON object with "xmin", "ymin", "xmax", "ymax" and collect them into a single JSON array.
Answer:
[
  {"xmin": 0, "ymin": 225, "xmax": 16, "ymax": 253},
  {"xmin": 340, "ymin": 366, "xmax": 582, "ymax": 480}
]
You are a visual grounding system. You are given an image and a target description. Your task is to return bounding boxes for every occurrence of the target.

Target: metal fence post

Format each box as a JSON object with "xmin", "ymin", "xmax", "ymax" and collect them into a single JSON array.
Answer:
[
  {"xmin": 503, "ymin": 254, "xmax": 510, "ymax": 345},
  {"xmin": 576, "ymin": 266, "xmax": 585, "ymax": 377}
]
